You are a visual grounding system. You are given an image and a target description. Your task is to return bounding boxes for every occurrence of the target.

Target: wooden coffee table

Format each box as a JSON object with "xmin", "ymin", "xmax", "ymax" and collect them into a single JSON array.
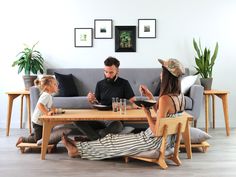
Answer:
[{"xmin": 39, "ymin": 109, "xmax": 193, "ymax": 160}]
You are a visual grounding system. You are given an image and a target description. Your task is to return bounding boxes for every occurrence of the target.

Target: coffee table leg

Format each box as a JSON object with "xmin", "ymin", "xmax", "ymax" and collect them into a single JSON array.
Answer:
[{"xmin": 41, "ymin": 122, "xmax": 53, "ymax": 160}]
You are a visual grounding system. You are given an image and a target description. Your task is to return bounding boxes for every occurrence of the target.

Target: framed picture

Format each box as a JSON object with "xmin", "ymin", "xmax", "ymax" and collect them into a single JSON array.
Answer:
[
  {"xmin": 74, "ymin": 28, "xmax": 93, "ymax": 47},
  {"xmin": 138, "ymin": 19, "xmax": 156, "ymax": 38},
  {"xmin": 115, "ymin": 26, "xmax": 136, "ymax": 52},
  {"xmin": 94, "ymin": 19, "xmax": 113, "ymax": 39}
]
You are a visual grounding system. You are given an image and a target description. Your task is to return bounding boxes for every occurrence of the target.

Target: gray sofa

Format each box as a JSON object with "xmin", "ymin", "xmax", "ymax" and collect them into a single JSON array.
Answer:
[{"xmin": 30, "ymin": 68, "xmax": 204, "ymax": 126}]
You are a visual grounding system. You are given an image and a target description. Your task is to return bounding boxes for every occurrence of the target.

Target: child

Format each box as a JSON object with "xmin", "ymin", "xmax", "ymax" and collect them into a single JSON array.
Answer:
[{"xmin": 16, "ymin": 75, "xmax": 58, "ymax": 146}]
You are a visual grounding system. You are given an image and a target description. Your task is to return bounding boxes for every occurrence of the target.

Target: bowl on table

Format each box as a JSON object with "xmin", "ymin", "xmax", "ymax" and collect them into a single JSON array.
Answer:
[
  {"xmin": 92, "ymin": 104, "xmax": 112, "ymax": 111},
  {"xmin": 134, "ymin": 100, "xmax": 157, "ymax": 108}
]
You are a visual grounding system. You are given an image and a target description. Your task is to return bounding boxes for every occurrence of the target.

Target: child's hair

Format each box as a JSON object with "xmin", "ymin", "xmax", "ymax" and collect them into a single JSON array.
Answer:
[{"xmin": 34, "ymin": 75, "xmax": 56, "ymax": 91}]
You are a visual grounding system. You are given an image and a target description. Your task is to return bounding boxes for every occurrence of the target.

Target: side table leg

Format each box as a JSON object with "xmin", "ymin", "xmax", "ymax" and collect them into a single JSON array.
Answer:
[
  {"xmin": 205, "ymin": 95, "xmax": 209, "ymax": 133},
  {"xmin": 20, "ymin": 95, "xmax": 24, "ymax": 129},
  {"xmin": 6, "ymin": 94, "xmax": 19, "ymax": 136},
  {"xmin": 220, "ymin": 94, "xmax": 230, "ymax": 136},
  {"xmin": 26, "ymin": 95, "xmax": 32, "ymax": 134},
  {"xmin": 212, "ymin": 95, "xmax": 215, "ymax": 129}
]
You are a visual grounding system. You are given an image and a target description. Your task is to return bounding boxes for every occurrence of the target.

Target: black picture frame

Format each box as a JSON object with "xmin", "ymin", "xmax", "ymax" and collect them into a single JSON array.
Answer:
[
  {"xmin": 115, "ymin": 26, "xmax": 136, "ymax": 52},
  {"xmin": 74, "ymin": 28, "xmax": 93, "ymax": 47},
  {"xmin": 94, "ymin": 19, "xmax": 113, "ymax": 39},
  {"xmin": 138, "ymin": 19, "xmax": 156, "ymax": 38}
]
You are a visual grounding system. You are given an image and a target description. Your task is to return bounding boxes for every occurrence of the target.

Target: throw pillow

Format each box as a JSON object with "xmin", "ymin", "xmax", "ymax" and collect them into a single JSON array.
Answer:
[
  {"xmin": 181, "ymin": 127, "xmax": 212, "ymax": 144},
  {"xmin": 120, "ymin": 126, "xmax": 135, "ymax": 134},
  {"xmin": 37, "ymin": 127, "xmax": 72, "ymax": 145},
  {"xmin": 134, "ymin": 147, "xmax": 174, "ymax": 158},
  {"xmin": 181, "ymin": 75, "xmax": 198, "ymax": 94},
  {"xmin": 54, "ymin": 72, "xmax": 78, "ymax": 97}
]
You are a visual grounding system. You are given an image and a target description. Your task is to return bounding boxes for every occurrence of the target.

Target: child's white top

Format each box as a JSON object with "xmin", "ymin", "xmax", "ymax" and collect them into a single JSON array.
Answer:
[{"xmin": 32, "ymin": 92, "xmax": 53, "ymax": 125}]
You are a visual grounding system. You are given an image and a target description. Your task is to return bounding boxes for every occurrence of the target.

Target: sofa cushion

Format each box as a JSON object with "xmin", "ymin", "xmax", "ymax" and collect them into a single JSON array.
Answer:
[
  {"xmin": 184, "ymin": 96, "xmax": 193, "ymax": 110},
  {"xmin": 53, "ymin": 96, "xmax": 92, "ymax": 109},
  {"xmin": 54, "ymin": 72, "xmax": 78, "ymax": 97}
]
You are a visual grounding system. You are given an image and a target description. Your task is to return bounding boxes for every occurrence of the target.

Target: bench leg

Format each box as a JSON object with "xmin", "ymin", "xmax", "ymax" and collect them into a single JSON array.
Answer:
[
  {"xmin": 124, "ymin": 157, "xmax": 129, "ymax": 163},
  {"xmin": 20, "ymin": 147, "xmax": 25, "ymax": 153}
]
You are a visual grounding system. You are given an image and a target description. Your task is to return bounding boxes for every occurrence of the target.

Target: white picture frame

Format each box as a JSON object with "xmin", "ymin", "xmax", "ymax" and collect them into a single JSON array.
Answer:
[
  {"xmin": 138, "ymin": 19, "xmax": 156, "ymax": 38},
  {"xmin": 94, "ymin": 19, "xmax": 113, "ymax": 39},
  {"xmin": 74, "ymin": 28, "xmax": 93, "ymax": 47}
]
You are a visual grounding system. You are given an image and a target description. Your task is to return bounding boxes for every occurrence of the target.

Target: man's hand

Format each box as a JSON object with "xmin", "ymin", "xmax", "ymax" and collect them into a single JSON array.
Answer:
[{"xmin": 87, "ymin": 92, "xmax": 98, "ymax": 104}]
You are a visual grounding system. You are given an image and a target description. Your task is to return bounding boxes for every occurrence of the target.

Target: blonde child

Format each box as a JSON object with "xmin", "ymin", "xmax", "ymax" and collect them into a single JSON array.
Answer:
[{"xmin": 16, "ymin": 76, "xmax": 58, "ymax": 145}]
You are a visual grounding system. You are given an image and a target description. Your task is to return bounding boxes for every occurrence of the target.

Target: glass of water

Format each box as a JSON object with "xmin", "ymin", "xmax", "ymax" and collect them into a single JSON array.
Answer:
[
  {"xmin": 112, "ymin": 97, "xmax": 118, "ymax": 112},
  {"xmin": 120, "ymin": 98, "xmax": 126, "ymax": 115}
]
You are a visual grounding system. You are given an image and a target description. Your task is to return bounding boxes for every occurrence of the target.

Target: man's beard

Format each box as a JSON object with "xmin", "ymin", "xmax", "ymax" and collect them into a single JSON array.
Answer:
[{"xmin": 105, "ymin": 75, "xmax": 118, "ymax": 84}]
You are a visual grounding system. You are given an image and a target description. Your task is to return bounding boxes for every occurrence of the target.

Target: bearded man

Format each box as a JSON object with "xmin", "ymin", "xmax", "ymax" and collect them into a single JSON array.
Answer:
[{"xmin": 73, "ymin": 57, "xmax": 135, "ymax": 141}]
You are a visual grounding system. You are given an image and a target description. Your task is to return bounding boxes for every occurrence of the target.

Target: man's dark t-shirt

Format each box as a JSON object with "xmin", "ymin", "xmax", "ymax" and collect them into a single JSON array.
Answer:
[{"xmin": 95, "ymin": 77, "xmax": 135, "ymax": 106}]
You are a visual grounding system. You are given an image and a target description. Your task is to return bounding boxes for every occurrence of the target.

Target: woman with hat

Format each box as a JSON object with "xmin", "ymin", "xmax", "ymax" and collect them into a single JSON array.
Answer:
[{"xmin": 61, "ymin": 58, "xmax": 186, "ymax": 160}]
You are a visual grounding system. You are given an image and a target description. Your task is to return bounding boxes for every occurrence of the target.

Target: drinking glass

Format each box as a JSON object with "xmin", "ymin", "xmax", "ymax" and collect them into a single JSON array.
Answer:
[
  {"xmin": 112, "ymin": 97, "xmax": 118, "ymax": 112},
  {"xmin": 120, "ymin": 98, "xmax": 126, "ymax": 115}
]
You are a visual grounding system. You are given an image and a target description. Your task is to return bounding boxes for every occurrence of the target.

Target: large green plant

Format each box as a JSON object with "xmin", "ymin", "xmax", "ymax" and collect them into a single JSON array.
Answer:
[
  {"xmin": 12, "ymin": 42, "xmax": 44, "ymax": 75},
  {"xmin": 193, "ymin": 38, "xmax": 219, "ymax": 78}
]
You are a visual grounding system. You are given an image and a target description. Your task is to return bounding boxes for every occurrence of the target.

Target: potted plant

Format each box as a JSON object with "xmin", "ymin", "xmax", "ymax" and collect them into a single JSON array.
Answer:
[
  {"xmin": 193, "ymin": 38, "xmax": 219, "ymax": 90},
  {"xmin": 12, "ymin": 41, "xmax": 45, "ymax": 90}
]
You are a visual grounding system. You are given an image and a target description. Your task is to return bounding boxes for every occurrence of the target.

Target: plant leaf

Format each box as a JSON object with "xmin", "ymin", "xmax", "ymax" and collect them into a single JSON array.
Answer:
[
  {"xmin": 12, "ymin": 42, "xmax": 44, "ymax": 75},
  {"xmin": 193, "ymin": 38, "xmax": 201, "ymax": 58}
]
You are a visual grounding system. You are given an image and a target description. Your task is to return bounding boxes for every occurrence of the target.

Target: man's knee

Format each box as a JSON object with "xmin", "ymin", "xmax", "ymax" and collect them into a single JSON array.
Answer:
[{"xmin": 108, "ymin": 121, "xmax": 123, "ymax": 133}]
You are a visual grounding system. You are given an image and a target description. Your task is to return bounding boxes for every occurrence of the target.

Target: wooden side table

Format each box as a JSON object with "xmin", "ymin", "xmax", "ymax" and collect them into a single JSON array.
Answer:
[
  {"xmin": 204, "ymin": 90, "xmax": 230, "ymax": 136},
  {"xmin": 5, "ymin": 91, "xmax": 31, "ymax": 136}
]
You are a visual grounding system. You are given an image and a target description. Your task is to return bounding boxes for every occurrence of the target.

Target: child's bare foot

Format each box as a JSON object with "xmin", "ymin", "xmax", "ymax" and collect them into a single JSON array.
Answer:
[
  {"xmin": 61, "ymin": 135, "xmax": 80, "ymax": 158},
  {"xmin": 16, "ymin": 137, "xmax": 23, "ymax": 147}
]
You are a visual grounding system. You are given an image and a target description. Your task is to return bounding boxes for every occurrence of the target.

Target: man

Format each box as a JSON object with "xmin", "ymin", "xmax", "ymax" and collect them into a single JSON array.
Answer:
[{"xmin": 74, "ymin": 57, "xmax": 136, "ymax": 141}]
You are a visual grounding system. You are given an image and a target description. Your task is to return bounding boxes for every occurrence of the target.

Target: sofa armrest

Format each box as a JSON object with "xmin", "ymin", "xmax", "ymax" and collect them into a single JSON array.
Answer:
[
  {"xmin": 185, "ymin": 84, "xmax": 204, "ymax": 120},
  {"xmin": 29, "ymin": 86, "xmax": 40, "ymax": 113}
]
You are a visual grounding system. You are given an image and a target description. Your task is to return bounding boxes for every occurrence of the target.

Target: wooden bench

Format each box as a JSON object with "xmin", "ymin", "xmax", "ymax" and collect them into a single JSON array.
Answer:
[
  {"xmin": 181, "ymin": 141, "xmax": 210, "ymax": 152},
  {"xmin": 17, "ymin": 143, "xmax": 55, "ymax": 153}
]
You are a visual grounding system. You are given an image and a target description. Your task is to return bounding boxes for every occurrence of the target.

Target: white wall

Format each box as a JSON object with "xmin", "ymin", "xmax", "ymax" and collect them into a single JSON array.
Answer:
[{"xmin": 0, "ymin": 0, "xmax": 236, "ymax": 129}]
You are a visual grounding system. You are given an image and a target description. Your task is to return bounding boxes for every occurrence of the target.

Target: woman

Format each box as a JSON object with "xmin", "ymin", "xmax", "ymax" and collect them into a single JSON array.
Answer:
[{"xmin": 62, "ymin": 58, "xmax": 185, "ymax": 160}]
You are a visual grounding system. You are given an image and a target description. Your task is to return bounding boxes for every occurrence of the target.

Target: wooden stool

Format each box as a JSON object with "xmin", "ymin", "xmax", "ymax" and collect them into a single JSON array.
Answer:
[
  {"xmin": 180, "ymin": 141, "xmax": 210, "ymax": 153},
  {"xmin": 17, "ymin": 143, "xmax": 55, "ymax": 153}
]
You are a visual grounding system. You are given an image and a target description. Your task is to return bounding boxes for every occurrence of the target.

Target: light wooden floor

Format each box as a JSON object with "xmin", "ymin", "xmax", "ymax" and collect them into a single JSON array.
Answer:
[{"xmin": 0, "ymin": 128, "xmax": 236, "ymax": 177}]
